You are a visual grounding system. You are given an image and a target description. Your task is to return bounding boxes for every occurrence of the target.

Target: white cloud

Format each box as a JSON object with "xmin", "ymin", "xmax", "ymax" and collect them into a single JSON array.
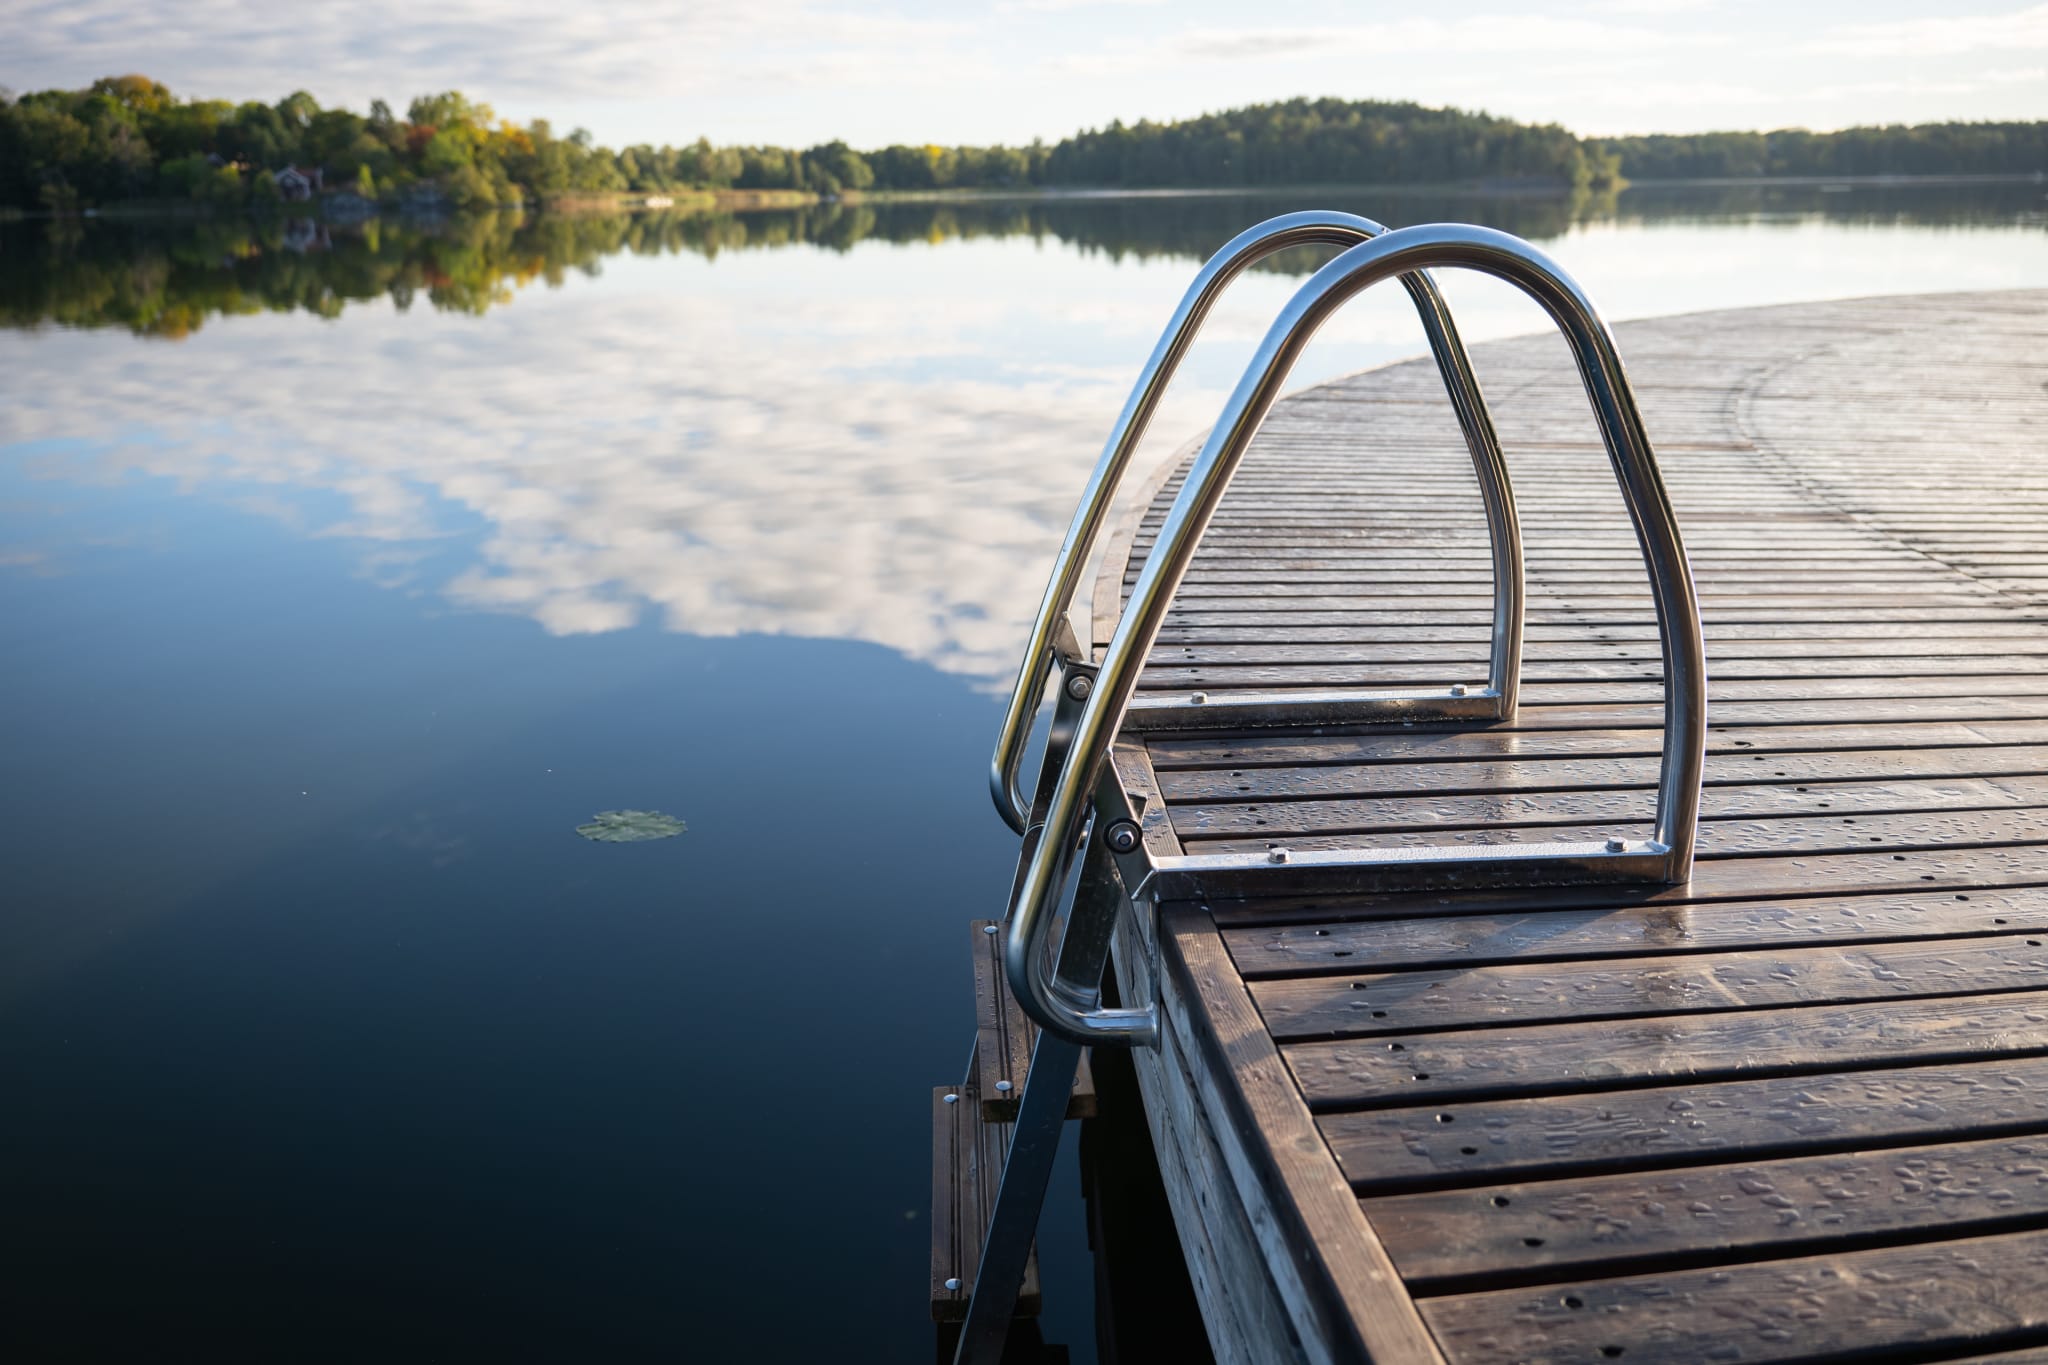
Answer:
[
  {"xmin": 1577, "ymin": 80, "xmax": 1773, "ymax": 109},
  {"xmin": 0, "ymin": 245, "xmax": 1242, "ymax": 685},
  {"xmin": 1812, "ymin": 3, "xmax": 2048, "ymax": 57},
  {"xmin": 0, "ymin": 0, "xmax": 984, "ymax": 111},
  {"xmin": 1064, "ymin": 14, "xmax": 1694, "ymax": 78},
  {"xmin": 4, "ymin": 0, "xmax": 2041, "ymax": 148},
  {"xmin": 1590, "ymin": 0, "xmax": 1718, "ymax": 14},
  {"xmin": 1812, "ymin": 67, "xmax": 2048, "ymax": 100},
  {"xmin": 1179, "ymin": 14, "xmax": 1685, "ymax": 59},
  {"xmin": 998, "ymin": 0, "xmax": 1166, "ymax": 11}
]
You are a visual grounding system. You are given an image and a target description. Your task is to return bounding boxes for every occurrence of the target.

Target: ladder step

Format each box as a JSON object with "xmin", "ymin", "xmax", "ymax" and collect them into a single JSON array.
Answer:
[
  {"xmin": 972, "ymin": 920, "xmax": 1098, "ymax": 1123},
  {"xmin": 930, "ymin": 1085, "xmax": 1042, "ymax": 1323}
]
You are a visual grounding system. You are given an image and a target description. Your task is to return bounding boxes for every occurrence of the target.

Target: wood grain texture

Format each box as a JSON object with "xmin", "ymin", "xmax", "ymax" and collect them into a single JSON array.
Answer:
[
  {"xmin": 1160, "ymin": 906, "xmax": 1445, "ymax": 1364},
  {"xmin": 970, "ymin": 919, "xmax": 1096, "ymax": 1122},
  {"xmin": 1112, "ymin": 900, "xmax": 1307, "ymax": 1365},
  {"xmin": 1252, "ymin": 933, "xmax": 2048, "ymax": 1042},
  {"xmin": 1422, "ymin": 1226, "xmax": 2048, "ymax": 1364},
  {"xmin": 1093, "ymin": 433, "xmax": 1200, "ymax": 655},
  {"xmin": 1089, "ymin": 290, "xmax": 2048, "ymax": 1363},
  {"xmin": 1227, "ymin": 889, "xmax": 2048, "ymax": 978},
  {"xmin": 930, "ymin": 1085, "xmax": 1040, "ymax": 1322},
  {"xmin": 1284, "ymin": 989, "xmax": 2048, "ymax": 1110},
  {"xmin": 1322, "ymin": 1056, "xmax": 2048, "ymax": 1195},
  {"xmin": 1369, "ymin": 1131, "xmax": 2048, "ymax": 1290}
]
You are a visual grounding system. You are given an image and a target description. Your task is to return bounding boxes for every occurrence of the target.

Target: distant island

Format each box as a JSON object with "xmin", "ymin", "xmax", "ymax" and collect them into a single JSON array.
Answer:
[{"xmin": 2, "ymin": 76, "xmax": 2043, "ymax": 216}]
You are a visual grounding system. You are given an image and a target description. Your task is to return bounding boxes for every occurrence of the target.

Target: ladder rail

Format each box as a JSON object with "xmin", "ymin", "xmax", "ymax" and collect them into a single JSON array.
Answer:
[
  {"xmin": 1006, "ymin": 223, "xmax": 1707, "ymax": 1049},
  {"xmin": 988, "ymin": 210, "xmax": 1521, "ymax": 835}
]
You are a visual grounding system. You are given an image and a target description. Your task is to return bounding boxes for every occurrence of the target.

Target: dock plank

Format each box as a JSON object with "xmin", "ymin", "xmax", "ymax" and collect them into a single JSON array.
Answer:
[
  {"xmin": 1369, "ymin": 1132, "xmax": 2048, "ymax": 1290},
  {"xmin": 1422, "ymin": 1227, "xmax": 2048, "ymax": 1364},
  {"xmin": 1088, "ymin": 289, "xmax": 2048, "ymax": 1364},
  {"xmin": 1321, "ymin": 1056, "xmax": 2048, "ymax": 1195},
  {"xmin": 1252, "ymin": 933, "xmax": 2048, "ymax": 1043}
]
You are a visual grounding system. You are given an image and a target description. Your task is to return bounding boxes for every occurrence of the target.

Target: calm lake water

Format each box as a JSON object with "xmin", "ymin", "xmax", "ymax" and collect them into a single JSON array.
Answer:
[{"xmin": 3, "ymin": 180, "xmax": 2046, "ymax": 1362}]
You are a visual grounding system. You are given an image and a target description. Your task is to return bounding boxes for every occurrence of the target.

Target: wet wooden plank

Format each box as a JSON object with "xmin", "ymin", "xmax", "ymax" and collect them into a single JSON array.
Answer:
[
  {"xmin": 1140, "ymin": 654, "xmax": 2048, "ymax": 689},
  {"xmin": 1371, "ymin": 1131, "xmax": 2048, "ymax": 1291},
  {"xmin": 1252, "ymin": 933, "xmax": 2048, "ymax": 1042},
  {"xmin": 1226, "ymin": 888, "xmax": 2044, "ymax": 978},
  {"xmin": 1421, "ymin": 1226, "xmax": 2048, "ymax": 1364},
  {"xmin": 1157, "ymin": 745, "xmax": 2048, "ymax": 804},
  {"xmin": 1321, "ymin": 1055, "xmax": 2048, "ymax": 1194},
  {"xmin": 1158, "ymin": 617, "xmax": 2048, "ymax": 639},
  {"xmin": 1282, "ymin": 989, "xmax": 2048, "ymax": 1110},
  {"xmin": 1151, "ymin": 719, "xmax": 2048, "ymax": 771},
  {"xmin": 1185, "ymin": 803, "xmax": 2048, "ymax": 858},
  {"xmin": 1178, "ymin": 774, "xmax": 2048, "ymax": 844}
]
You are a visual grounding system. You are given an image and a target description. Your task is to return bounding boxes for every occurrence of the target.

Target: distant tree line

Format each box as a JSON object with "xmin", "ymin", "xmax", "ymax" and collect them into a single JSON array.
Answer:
[
  {"xmin": 2, "ymin": 77, "xmax": 2043, "ymax": 214},
  {"xmin": 0, "ymin": 76, "xmax": 1057, "ymax": 212},
  {"xmin": 1596, "ymin": 125, "xmax": 2048, "ymax": 180},
  {"xmin": 1042, "ymin": 99, "xmax": 1620, "ymax": 188}
]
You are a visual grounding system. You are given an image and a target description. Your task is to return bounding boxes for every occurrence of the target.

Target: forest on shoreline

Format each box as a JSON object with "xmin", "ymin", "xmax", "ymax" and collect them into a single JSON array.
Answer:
[{"xmin": 2, "ymin": 76, "xmax": 2044, "ymax": 216}]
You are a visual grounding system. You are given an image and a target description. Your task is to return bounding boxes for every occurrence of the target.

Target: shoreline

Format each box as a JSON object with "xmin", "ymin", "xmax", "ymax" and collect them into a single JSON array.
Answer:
[{"xmin": 2, "ymin": 171, "xmax": 2040, "ymax": 226}]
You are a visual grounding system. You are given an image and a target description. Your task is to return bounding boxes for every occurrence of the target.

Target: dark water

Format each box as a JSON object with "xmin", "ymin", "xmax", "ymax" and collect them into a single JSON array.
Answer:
[{"xmin": 2, "ymin": 180, "xmax": 2045, "ymax": 1363}]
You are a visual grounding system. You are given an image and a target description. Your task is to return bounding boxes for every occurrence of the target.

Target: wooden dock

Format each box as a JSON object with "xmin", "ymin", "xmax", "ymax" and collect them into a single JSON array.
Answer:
[{"xmin": 1093, "ymin": 289, "xmax": 2048, "ymax": 1364}]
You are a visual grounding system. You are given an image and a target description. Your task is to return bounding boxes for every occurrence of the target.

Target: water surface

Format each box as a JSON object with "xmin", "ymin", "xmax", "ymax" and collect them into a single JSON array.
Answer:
[{"xmin": 3, "ymin": 180, "xmax": 2045, "ymax": 1362}]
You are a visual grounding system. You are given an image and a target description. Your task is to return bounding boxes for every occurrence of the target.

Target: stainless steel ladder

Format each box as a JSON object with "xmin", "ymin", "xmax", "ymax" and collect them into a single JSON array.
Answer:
[{"xmin": 948, "ymin": 214, "xmax": 1707, "ymax": 1364}]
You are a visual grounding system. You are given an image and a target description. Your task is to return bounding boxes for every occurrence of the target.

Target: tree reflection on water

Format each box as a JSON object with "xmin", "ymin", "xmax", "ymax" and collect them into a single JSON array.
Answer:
[{"xmin": 6, "ymin": 178, "xmax": 2040, "ymax": 340}]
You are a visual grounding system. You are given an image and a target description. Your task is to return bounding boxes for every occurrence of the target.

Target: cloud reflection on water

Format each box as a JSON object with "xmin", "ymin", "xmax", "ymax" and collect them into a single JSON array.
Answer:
[
  {"xmin": 5, "ymin": 191, "xmax": 2048, "ymax": 688},
  {"xmin": 0, "ymin": 244, "xmax": 1271, "ymax": 681}
]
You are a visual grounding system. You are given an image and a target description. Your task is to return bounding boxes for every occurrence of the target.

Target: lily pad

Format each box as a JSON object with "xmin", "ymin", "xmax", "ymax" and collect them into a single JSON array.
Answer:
[{"xmin": 576, "ymin": 809, "xmax": 687, "ymax": 843}]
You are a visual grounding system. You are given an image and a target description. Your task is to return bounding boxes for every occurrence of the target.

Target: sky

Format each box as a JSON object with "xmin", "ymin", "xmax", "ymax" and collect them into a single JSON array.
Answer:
[{"xmin": 3, "ymin": 0, "xmax": 2045, "ymax": 149}]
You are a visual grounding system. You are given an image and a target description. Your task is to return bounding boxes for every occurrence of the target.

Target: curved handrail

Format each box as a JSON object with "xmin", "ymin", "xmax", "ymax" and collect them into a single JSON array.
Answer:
[
  {"xmin": 989, "ymin": 210, "xmax": 1521, "ymax": 834},
  {"xmin": 1007, "ymin": 224, "xmax": 1707, "ymax": 1047}
]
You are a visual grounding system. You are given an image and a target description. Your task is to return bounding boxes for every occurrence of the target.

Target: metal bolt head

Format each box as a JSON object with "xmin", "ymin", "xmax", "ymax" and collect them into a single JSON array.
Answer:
[
  {"xmin": 943, "ymin": 1093, "xmax": 959, "ymax": 1105},
  {"xmin": 945, "ymin": 1277, "xmax": 962, "ymax": 1292},
  {"xmin": 1104, "ymin": 820, "xmax": 1140, "ymax": 854},
  {"xmin": 1190, "ymin": 691, "xmax": 1208, "ymax": 704},
  {"xmin": 982, "ymin": 923, "xmax": 998, "ymax": 935},
  {"xmin": 1604, "ymin": 837, "xmax": 1628, "ymax": 853},
  {"xmin": 995, "ymin": 1080, "xmax": 1013, "ymax": 1093},
  {"xmin": 1450, "ymin": 683, "xmax": 1468, "ymax": 697},
  {"xmin": 1268, "ymin": 847, "xmax": 1291, "ymax": 864},
  {"xmin": 1064, "ymin": 671, "xmax": 1093, "ymax": 701}
]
